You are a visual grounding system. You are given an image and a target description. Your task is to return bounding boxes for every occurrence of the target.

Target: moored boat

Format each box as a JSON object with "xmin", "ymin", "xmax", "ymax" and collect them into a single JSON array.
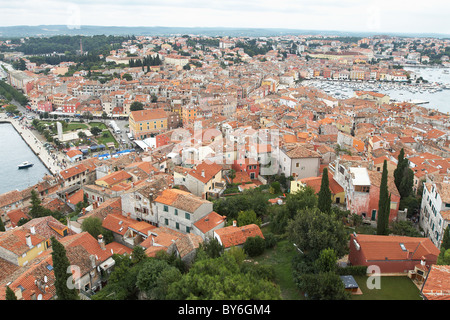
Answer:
[{"xmin": 18, "ymin": 161, "xmax": 34, "ymax": 169}]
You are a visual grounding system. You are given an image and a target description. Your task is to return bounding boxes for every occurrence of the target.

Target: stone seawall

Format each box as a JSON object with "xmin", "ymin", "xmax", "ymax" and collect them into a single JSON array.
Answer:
[{"xmin": 0, "ymin": 118, "xmax": 58, "ymax": 175}]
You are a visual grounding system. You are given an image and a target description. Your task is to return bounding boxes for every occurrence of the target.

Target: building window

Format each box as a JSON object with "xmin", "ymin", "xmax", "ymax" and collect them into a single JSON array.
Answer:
[
  {"xmin": 163, "ymin": 205, "xmax": 168, "ymax": 212},
  {"xmin": 165, "ymin": 218, "xmax": 169, "ymax": 225},
  {"xmin": 175, "ymin": 209, "xmax": 178, "ymax": 216},
  {"xmin": 186, "ymin": 226, "xmax": 190, "ymax": 233},
  {"xmin": 185, "ymin": 212, "xmax": 190, "ymax": 220}
]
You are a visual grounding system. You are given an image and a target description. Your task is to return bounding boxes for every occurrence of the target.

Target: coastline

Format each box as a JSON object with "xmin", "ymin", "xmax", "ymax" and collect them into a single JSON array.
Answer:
[{"xmin": 0, "ymin": 118, "xmax": 59, "ymax": 176}]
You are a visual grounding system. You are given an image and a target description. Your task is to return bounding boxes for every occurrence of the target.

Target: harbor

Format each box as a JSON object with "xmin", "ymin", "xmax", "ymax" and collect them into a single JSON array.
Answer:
[
  {"xmin": 0, "ymin": 116, "xmax": 64, "ymax": 176},
  {"xmin": 302, "ymin": 67, "xmax": 450, "ymax": 114}
]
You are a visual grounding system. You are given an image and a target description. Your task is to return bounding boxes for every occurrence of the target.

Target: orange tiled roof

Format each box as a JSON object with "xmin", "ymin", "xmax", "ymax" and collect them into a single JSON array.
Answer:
[
  {"xmin": 352, "ymin": 234, "xmax": 439, "ymax": 261},
  {"xmin": 421, "ymin": 265, "xmax": 450, "ymax": 300},
  {"xmin": 194, "ymin": 211, "xmax": 226, "ymax": 234},
  {"xmin": 214, "ymin": 224, "xmax": 264, "ymax": 248},
  {"xmin": 188, "ymin": 161, "xmax": 222, "ymax": 184},
  {"xmin": 59, "ymin": 164, "xmax": 88, "ymax": 180}
]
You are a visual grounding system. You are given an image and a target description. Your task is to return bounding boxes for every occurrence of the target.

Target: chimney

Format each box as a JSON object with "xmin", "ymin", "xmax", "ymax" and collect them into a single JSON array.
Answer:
[
  {"xmin": 90, "ymin": 255, "xmax": 96, "ymax": 268},
  {"xmin": 25, "ymin": 233, "xmax": 32, "ymax": 248},
  {"xmin": 30, "ymin": 226, "xmax": 36, "ymax": 235},
  {"xmin": 15, "ymin": 288, "xmax": 22, "ymax": 300},
  {"xmin": 201, "ymin": 169, "xmax": 205, "ymax": 177},
  {"xmin": 233, "ymin": 220, "xmax": 237, "ymax": 227},
  {"xmin": 98, "ymin": 235, "xmax": 105, "ymax": 250}
]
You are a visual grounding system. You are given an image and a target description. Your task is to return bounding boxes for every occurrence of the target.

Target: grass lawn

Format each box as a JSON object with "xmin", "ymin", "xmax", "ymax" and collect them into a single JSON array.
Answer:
[
  {"xmin": 89, "ymin": 122, "xmax": 107, "ymax": 130},
  {"xmin": 65, "ymin": 123, "xmax": 88, "ymax": 132},
  {"xmin": 95, "ymin": 130, "xmax": 118, "ymax": 147},
  {"xmin": 351, "ymin": 275, "xmax": 422, "ymax": 300},
  {"xmin": 251, "ymin": 231, "xmax": 304, "ymax": 300}
]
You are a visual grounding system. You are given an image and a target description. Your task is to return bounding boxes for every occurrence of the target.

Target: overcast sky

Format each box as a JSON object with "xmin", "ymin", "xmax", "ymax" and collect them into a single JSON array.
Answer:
[{"xmin": 1, "ymin": 0, "xmax": 449, "ymax": 35}]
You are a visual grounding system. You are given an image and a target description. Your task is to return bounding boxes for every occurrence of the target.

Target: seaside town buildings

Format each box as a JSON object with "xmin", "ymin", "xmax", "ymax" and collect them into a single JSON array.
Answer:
[{"xmin": 1, "ymin": 33, "xmax": 450, "ymax": 299}]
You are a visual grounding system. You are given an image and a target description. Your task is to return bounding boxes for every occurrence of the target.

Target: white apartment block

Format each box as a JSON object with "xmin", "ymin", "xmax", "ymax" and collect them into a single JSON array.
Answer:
[{"xmin": 420, "ymin": 181, "xmax": 450, "ymax": 249}]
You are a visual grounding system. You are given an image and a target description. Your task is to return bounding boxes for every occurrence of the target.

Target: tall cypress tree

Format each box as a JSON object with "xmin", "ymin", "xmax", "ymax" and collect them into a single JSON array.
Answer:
[
  {"xmin": 51, "ymin": 237, "xmax": 79, "ymax": 300},
  {"xmin": 318, "ymin": 168, "xmax": 332, "ymax": 214},
  {"xmin": 441, "ymin": 226, "xmax": 450, "ymax": 251},
  {"xmin": 394, "ymin": 148, "xmax": 406, "ymax": 191},
  {"xmin": 377, "ymin": 160, "xmax": 390, "ymax": 235}
]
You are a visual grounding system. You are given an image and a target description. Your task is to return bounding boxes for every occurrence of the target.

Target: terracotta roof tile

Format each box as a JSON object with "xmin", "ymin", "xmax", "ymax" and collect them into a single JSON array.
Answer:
[
  {"xmin": 214, "ymin": 224, "xmax": 264, "ymax": 248},
  {"xmin": 194, "ymin": 211, "xmax": 226, "ymax": 234}
]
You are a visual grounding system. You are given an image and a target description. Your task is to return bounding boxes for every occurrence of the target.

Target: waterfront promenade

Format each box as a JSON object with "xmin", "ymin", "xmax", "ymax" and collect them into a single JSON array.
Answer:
[{"xmin": 0, "ymin": 116, "xmax": 65, "ymax": 176}]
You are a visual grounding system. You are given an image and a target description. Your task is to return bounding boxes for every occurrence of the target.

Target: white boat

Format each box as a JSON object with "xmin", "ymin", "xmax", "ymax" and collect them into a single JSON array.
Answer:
[{"xmin": 18, "ymin": 161, "xmax": 34, "ymax": 169}]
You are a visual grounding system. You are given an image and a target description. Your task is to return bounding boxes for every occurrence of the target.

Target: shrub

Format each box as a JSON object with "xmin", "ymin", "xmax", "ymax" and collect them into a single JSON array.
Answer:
[
  {"xmin": 264, "ymin": 233, "xmax": 277, "ymax": 249},
  {"xmin": 243, "ymin": 236, "xmax": 266, "ymax": 257},
  {"xmin": 336, "ymin": 265, "xmax": 368, "ymax": 276}
]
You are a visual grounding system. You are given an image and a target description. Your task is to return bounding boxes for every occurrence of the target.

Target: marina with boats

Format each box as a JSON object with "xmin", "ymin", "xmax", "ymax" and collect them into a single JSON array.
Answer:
[{"xmin": 302, "ymin": 67, "xmax": 450, "ymax": 112}]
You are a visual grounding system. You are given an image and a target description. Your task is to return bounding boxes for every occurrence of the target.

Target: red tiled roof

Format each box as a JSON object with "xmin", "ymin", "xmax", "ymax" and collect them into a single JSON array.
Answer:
[
  {"xmin": 59, "ymin": 164, "xmax": 88, "ymax": 180},
  {"xmin": 351, "ymin": 234, "xmax": 439, "ymax": 261},
  {"xmin": 214, "ymin": 224, "xmax": 264, "ymax": 248},
  {"xmin": 422, "ymin": 265, "xmax": 450, "ymax": 300},
  {"xmin": 194, "ymin": 211, "xmax": 226, "ymax": 234},
  {"xmin": 188, "ymin": 161, "xmax": 222, "ymax": 184}
]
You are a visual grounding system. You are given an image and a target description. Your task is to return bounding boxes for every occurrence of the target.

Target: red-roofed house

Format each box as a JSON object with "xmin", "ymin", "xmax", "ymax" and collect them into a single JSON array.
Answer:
[
  {"xmin": 349, "ymin": 233, "xmax": 440, "ymax": 274},
  {"xmin": 185, "ymin": 161, "xmax": 224, "ymax": 199},
  {"xmin": 213, "ymin": 222, "xmax": 264, "ymax": 250},
  {"xmin": 66, "ymin": 149, "xmax": 83, "ymax": 162},
  {"xmin": 232, "ymin": 158, "xmax": 260, "ymax": 180},
  {"xmin": 193, "ymin": 211, "xmax": 226, "ymax": 240}
]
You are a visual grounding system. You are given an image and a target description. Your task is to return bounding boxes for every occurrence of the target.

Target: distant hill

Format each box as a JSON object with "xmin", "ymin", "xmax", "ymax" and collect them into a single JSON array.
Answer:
[{"xmin": 0, "ymin": 25, "xmax": 449, "ymax": 39}]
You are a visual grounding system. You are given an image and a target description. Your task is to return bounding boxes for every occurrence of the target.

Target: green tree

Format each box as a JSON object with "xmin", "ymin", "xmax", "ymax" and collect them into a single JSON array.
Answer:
[
  {"xmin": 377, "ymin": 160, "xmax": 390, "ymax": 235},
  {"xmin": 90, "ymin": 126, "xmax": 102, "ymax": 136},
  {"xmin": 287, "ymin": 207, "xmax": 348, "ymax": 260},
  {"xmin": 0, "ymin": 216, "xmax": 5, "ymax": 232},
  {"xmin": 29, "ymin": 189, "xmax": 46, "ymax": 218},
  {"xmin": 136, "ymin": 258, "xmax": 181, "ymax": 299},
  {"xmin": 441, "ymin": 226, "xmax": 450, "ymax": 251},
  {"xmin": 77, "ymin": 131, "xmax": 87, "ymax": 140},
  {"xmin": 317, "ymin": 168, "xmax": 332, "ymax": 214},
  {"xmin": 390, "ymin": 220, "xmax": 422, "ymax": 237},
  {"xmin": 398, "ymin": 166, "xmax": 414, "ymax": 199},
  {"xmin": 197, "ymin": 237, "xmax": 224, "ymax": 259},
  {"xmin": 285, "ymin": 185, "xmax": 318, "ymax": 219},
  {"xmin": 5, "ymin": 286, "xmax": 17, "ymax": 300},
  {"xmin": 394, "ymin": 149, "xmax": 406, "ymax": 190},
  {"xmin": 243, "ymin": 236, "xmax": 266, "ymax": 257},
  {"xmin": 51, "ymin": 237, "xmax": 79, "ymax": 300},
  {"xmin": 314, "ymin": 248, "xmax": 338, "ymax": 273},
  {"xmin": 81, "ymin": 216, "xmax": 113, "ymax": 243},
  {"xmin": 437, "ymin": 248, "xmax": 450, "ymax": 265},
  {"xmin": 130, "ymin": 101, "xmax": 144, "ymax": 111},
  {"xmin": 227, "ymin": 169, "xmax": 236, "ymax": 185},
  {"xmin": 122, "ymin": 73, "xmax": 132, "ymax": 81},
  {"xmin": 166, "ymin": 251, "xmax": 281, "ymax": 300},
  {"xmin": 296, "ymin": 272, "xmax": 350, "ymax": 300},
  {"xmin": 237, "ymin": 209, "xmax": 261, "ymax": 227}
]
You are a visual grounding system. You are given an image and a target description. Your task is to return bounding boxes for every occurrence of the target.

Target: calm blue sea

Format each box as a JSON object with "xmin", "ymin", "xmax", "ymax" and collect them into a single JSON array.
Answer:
[{"xmin": 0, "ymin": 123, "xmax": 50, "ymax": 194}]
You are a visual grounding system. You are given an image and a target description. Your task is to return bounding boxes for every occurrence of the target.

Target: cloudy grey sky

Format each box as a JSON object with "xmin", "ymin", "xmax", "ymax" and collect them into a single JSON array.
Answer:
[{"xmin": 1, "ymin": 0, "xmax": 449, "ymax": 34}]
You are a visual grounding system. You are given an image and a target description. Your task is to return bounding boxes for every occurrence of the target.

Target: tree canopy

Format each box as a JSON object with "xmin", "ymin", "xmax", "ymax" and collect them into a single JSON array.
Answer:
[{"xmin": 286, "ymin": 207, "xmax": 348, "ymax": 260}]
